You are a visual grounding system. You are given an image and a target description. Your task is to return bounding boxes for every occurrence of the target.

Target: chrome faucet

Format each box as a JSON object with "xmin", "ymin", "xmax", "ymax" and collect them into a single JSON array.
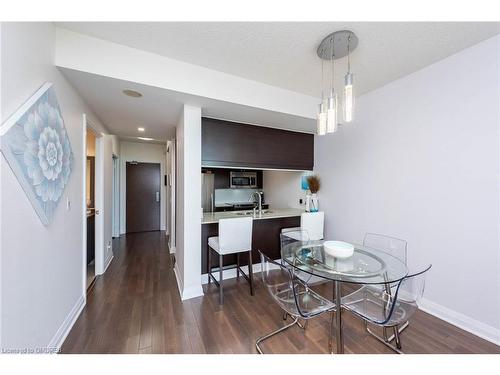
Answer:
[{"xmin": 250, "ymin": 191, "xmax": 263, "ymax": 215}]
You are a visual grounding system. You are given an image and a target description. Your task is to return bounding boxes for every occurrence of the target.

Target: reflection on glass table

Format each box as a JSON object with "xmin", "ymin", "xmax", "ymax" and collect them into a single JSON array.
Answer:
[{"xmin": 281, "ymin": 239, "xmax": 409, "ymax": 354}]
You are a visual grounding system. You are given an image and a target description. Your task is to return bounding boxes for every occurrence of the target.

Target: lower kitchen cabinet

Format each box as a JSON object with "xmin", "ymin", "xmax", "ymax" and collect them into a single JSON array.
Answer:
[{"xmin": 201, "ymin": 216, "xmax": 301, "ymax": 273}]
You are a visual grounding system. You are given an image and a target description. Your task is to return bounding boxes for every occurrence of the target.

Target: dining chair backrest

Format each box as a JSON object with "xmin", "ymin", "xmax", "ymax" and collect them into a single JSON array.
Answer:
[
  {"xmin": 301, "ymin": 212, "xmax": 324, "ymax": 241},
  {"xmin": 280, "ymin": 228, "xmax": 310, "ymax": 251},
  {"xmin": 363, "ymin": 233, "xmax": 408, "ymax": 264},
  {"xmin": 259, "ymin": 250, "xmax": 320, "ymax": 318},
  {"xmin": 218, "ymin": 217, "xmax": 253, "ymax": 253}
]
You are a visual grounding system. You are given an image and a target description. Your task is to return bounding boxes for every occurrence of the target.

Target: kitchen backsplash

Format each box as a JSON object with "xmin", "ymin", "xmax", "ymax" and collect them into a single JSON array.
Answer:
[{"xmin": 214, "ymin": 188, "xmax": 261, "ymax": 206}]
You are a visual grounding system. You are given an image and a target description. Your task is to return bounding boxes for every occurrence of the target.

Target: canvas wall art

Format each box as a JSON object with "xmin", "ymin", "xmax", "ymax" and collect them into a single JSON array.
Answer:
[{"xmin": 0, "ymin": 82, "xmax": 74, "ymax": 225}]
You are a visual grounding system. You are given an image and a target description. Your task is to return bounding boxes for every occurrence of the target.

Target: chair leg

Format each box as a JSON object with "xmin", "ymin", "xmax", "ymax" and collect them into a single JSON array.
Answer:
[
  {"xmin": 329, "ymin": 311, "xmax": 335, "ymax": 353},
  {"xmin": 236, "ymin": 253, "xmax": 240, "ymax": 278},
  {"xmin": 386, "ymin": 321, "xmax": 409, "ymax": 342},
  {"xmin": 366, "ymin": 321, "xmax": 409, "ymax": 343},
  {"xmin": 207, "ymin": 245, "xmax": 211, "ymax": 286},
  {"xmin": 393, "ymin": 325, "xmax": 402, "ymax": 350},
  {"xmin": 366, "ymin": 325, "xmax": 404, "ymax": 354},
  {"xmin": 256, "ymin": 316, "xmax": 300, "ymax": 354},
  {"xmin": 219, "ymin": 254, "xmax": 224, "ymax": 305},
  {"xmin": 248, "ymin": 250, "xmax": 254, "ymax": 296}
]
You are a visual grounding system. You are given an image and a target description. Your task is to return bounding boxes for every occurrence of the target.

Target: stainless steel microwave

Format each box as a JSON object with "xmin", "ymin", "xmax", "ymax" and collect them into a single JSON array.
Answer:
[{"xmin": 230, "ymin": 171, "xmax": 258, "ymax": 189}]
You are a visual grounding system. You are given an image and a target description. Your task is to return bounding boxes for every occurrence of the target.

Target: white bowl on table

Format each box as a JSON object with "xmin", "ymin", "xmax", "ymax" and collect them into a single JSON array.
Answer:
[{"xmin": 324, "ymin": 241, "xmax": 354, "ymax": 259}]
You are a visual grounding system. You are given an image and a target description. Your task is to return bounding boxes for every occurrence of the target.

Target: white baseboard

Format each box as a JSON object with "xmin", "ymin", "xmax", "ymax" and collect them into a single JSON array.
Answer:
[
  {"xmin": 173, "ymin": 262, "xmax": 204, "ymax": 301},
  {"xmin": 419, "ymin": 298, "xmax": 500, "ymax": 346},
  {"xmin": 48, "ymin": 295, "xmax": 85, "ymax": 352},
  {"xmin": 102, "ymin": 253, "xmax": 113, "ymax": 274},
  {"xmin": 173, "ymin": 262, "xmax": 183, "ymax": 297}
]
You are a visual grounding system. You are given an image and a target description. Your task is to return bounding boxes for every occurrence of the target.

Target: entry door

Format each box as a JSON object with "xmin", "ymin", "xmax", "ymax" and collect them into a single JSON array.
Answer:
[{"xmin": 126, "ymin": 162, "xmax": 161, "ymax": 233}]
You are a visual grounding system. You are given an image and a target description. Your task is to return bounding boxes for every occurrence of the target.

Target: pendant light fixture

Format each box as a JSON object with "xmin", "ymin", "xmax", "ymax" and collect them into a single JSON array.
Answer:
[
  {"xmin": 343, "ymin": 34, "xmax": 355, "ymax": 123},
  {"xmin": 317, "ymin": 58, "xmax": 327, "ymax": 135},
  {"xmin": 316, "ymin": 30, "xmax": 358, "ymax": 135},
  {"xmin": 326, "ymin": 36, "xmax": 338, "ymax": 133}
]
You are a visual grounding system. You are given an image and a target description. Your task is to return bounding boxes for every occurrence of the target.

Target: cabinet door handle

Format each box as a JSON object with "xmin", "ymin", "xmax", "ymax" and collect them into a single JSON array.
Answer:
[{"xmin": 156, "ymin": 192, "xmax": 160, "ymax": 202}]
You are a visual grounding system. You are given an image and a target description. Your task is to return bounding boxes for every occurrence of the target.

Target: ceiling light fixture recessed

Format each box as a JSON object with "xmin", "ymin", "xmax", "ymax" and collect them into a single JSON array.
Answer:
[
  {"xmin": 138, "ymin": 137, "xmax": 154, "ymax": 141},
  {"xmin": 123, "ymin": 89, "xmax": 143, "ymax": 98},
  {"xmin": 137, "ymin": 127, "xmax": 145, "ymax": 132}
]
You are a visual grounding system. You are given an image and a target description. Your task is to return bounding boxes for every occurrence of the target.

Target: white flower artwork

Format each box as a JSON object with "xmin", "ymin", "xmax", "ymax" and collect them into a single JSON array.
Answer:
[{"xmin": 0, "ymin": 83, "xmax": 73, "ymax": 225}]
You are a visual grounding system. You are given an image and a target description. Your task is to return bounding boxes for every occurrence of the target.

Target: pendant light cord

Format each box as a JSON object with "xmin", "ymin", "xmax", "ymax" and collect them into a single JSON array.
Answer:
[
  {"xmin": 321, "ymin": 51, "xmax": 325, "ymax": 101},
  {"xmin": 331, "ymin": 37, "xmax": 335, "ymax": 96},
  {"xmin": 347, "ymin": 34, "xmax": 351, "ymax": 73}
]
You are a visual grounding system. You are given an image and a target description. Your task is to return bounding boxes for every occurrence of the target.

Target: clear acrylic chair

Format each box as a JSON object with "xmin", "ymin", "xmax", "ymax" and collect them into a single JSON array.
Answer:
[
  {"xmin": 255, "ymin": 251, "xmax": 336, "ymax": 354},
  {"xmin": 364, "ymin": 233, "xmax": 408, "ymax": 264},
  {"xmin": 342, "ymin": 264, "xmax": 432, "ymax": 353},
  {"xmin": 279, "ymin": 229, "xmax": 329, "ymax": 324},
  {"xmin": 280, "ymin": 228, "xmax": 328, "ymax": 286},
  {"xmin": 350, "ymin": 233, "xmax": 409, "ymax": 342}
]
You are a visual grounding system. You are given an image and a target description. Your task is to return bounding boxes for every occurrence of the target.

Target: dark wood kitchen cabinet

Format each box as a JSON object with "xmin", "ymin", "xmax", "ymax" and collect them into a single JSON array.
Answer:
[{"xmin": 202, "ymin": 118, "xmax": 314, "ymax": 170}]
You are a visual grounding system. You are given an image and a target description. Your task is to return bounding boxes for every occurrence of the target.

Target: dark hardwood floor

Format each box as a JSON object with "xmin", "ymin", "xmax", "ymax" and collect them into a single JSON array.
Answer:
[{"xmin": 61, "ymin": 231, "xmax": 500, "ymax": 354}]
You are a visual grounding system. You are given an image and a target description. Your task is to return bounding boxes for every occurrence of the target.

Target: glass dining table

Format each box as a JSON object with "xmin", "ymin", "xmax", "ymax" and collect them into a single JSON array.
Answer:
[{"xmin": 281, "ymin": 239, "xmax": 409, "ymax": 354}]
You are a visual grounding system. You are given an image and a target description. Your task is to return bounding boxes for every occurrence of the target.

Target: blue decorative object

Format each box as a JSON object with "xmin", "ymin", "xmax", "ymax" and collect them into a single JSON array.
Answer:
[
  {"xmin": 0, "ymin": 83, "xmax": 73, "ymax": 225},
  {"xmin": 301, "ymin": 175, "xmax": 310, "ymax": 190}
]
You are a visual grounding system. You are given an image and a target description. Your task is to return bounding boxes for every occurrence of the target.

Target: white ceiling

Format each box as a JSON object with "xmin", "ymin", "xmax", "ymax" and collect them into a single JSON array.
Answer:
[
  {"xmin": 56, "ymin": 22, "xmax": 499, "ymax": 97},
  {"xmin": 60, "ymin": 68, "xmax": 316, "ymax": 140}
]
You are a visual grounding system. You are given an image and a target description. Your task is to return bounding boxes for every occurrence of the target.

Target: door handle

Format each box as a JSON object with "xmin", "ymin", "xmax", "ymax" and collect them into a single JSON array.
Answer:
[{"xmin": 156, "ymin": 192, "xmax": 160, "ymax": 202}]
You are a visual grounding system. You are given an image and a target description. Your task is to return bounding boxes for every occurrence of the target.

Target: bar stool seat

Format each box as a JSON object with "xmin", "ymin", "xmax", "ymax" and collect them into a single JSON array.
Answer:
[
  {"xmin": 207, "ymin": 237, "xmax": 220, "ymax": 251},
  {"xmin": 207, "ymin": 217, "xmax": 254, "ymax": 304}
]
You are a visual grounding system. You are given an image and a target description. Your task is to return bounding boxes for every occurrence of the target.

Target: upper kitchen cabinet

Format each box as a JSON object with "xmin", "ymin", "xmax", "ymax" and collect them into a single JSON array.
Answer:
[{"xmin": 201, "ymin": 118, "xmax": 314, "ymax": 170}]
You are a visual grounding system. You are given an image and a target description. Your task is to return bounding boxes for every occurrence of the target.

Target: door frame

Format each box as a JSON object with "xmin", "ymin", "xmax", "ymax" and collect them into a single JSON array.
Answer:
[
  {"xmin": 112, "ymin": 154, "xmax": 120, "ymax": 238},
  {"xmin": 168, "ymin": 140, "xmax": 176, "ymax": 253},
  {"xmin": 81, "ymin": 114, "xmax": 105, "ymax": 298}
]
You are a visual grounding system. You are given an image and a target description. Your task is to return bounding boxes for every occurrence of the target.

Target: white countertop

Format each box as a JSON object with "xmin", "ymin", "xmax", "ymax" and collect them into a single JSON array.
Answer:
[{"xmin": 202, "ymin": 208, "xmax": 304, "ymax": 224}]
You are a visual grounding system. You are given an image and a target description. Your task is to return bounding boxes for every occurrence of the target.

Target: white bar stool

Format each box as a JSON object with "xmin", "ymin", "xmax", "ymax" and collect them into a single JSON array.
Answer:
[{"xmin": 207, "ymin": 217, "xmax": 254, "ymax": 305}]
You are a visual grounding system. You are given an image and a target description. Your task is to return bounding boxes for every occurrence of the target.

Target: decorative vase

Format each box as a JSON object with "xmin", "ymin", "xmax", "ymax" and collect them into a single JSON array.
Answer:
[{"xmin": 310, "ymin": 193, "xmax": 319, "ymax": 212}]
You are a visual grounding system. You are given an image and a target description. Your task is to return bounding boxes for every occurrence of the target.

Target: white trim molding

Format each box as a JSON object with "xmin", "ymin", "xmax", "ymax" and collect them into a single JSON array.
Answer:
[
  {"xmin": 48, "ymin": 295, "xmax": 85, "ymax": 352},
  {"xmin": 101, "ymin": 254, "xmax": 114, "ymax": 275},
  {"xmin": 419, "ymin": 298, "xmax": 500, "ymax": 346},
  {"xmin": 174, "ymin": 262, "xmax": 204, "ymax": 301}
]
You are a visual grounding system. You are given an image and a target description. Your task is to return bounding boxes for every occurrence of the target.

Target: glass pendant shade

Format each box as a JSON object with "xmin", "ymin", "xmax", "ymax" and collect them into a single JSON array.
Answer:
[
  {"xmin": 317, "ymin": 102, "xmax": 327, "ymax": 135},
  {"xmin": 326, "ymin": 94, "xmax": 338, "ymax": 133},
  {"xmin": 343, "ymin": 72, "xmax": 355, "ymax": 123}
]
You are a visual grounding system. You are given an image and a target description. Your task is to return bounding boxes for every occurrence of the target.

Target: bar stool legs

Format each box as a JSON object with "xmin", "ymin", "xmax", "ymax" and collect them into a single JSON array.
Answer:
[
  {"xmin": 207, "ymin": 246, "xmax": 255, "ymax": 305},
  {"xmin": 248, "ymin": 250, "xmax": 254, "ymax": 296},
  {"xmin": 219, "ymin": 254, "xmax": 224, "ymax": 305}
]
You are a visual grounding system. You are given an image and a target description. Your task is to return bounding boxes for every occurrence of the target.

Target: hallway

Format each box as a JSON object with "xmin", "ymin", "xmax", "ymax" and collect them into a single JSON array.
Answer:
[{"xmin": 61, "ymin": 231, "xmax": 500, "ymax": 354}]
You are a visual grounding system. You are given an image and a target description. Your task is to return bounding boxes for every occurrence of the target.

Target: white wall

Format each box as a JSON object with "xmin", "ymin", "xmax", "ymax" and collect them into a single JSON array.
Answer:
[
  {"xmin": 100, "ymin": 134, "xmax": 114, "ymax": 271},
  {"xmin": 174, "ymin": 105, "xmax": 203, "ymax": 300},
  {"xmin": 263, "ymin": 170, "xmax": 307, "ymax": 209},
  {"xmin": 119, "ymin": 141, "xmax": 167, "ymax": 233},
  {"xmin": 315, "ymin": 35, "xmax": 500, "ymax": 344},
  {"xmin": 0, "ymin": 22, "xmax": 110, "ymax": 350}
]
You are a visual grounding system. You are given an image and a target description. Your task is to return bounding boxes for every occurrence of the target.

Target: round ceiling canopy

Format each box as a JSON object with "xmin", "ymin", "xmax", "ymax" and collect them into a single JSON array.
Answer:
[{"xmin": 317, "ymin": 30, "xmax": 358, "ymax": 60}]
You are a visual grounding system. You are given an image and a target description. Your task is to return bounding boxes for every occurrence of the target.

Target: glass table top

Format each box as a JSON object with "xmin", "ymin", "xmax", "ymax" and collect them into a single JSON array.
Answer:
[{"xmin": 281, "ymin": 240, "xmax": 409, "ymax": 285}]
